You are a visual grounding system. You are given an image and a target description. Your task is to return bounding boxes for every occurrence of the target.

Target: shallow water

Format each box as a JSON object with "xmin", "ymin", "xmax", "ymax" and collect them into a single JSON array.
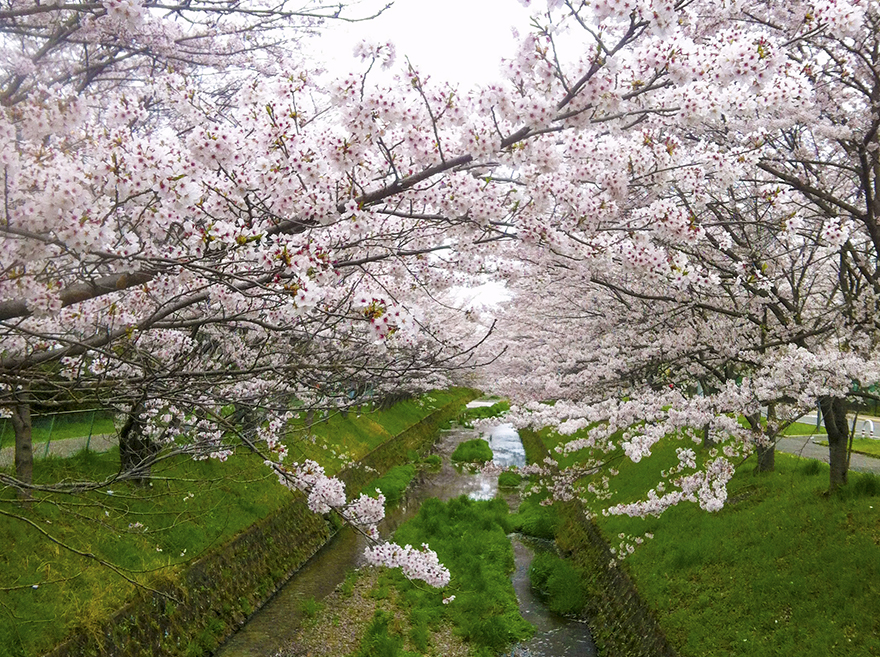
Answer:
[
  {"xmin": 509, "ymin": 537, "xmax": 597, "ymax": 657},
  {"xmin": 216, "ymin": 423, "xmax": 595, "ymax": 657}
]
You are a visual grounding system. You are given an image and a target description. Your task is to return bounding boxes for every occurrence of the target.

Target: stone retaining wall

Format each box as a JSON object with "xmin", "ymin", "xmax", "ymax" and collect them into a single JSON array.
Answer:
[
  {"xmin": 556, "ymin": 503, "xmax": 678, "ymax": 657},
  {"xmin": 42, "ymin": 390, "xmax": 477, "ymax": 657},
  {"xmin": 519, "ymin": 428, "xmax": 677, "ymax": 657},
  {"xmin": 517, "ymin": 428, "xmax": 551, "ymax": 466}
]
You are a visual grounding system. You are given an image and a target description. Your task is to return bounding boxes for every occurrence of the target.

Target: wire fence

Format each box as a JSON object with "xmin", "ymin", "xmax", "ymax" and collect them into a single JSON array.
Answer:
[{"xmin": 0, "ymin": 409, "xmax": 116, "ymax": 453}]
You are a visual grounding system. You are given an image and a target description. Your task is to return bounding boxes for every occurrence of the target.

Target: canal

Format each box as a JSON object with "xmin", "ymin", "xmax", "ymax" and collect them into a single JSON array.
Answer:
[{"xmin": 217, "ymin": 415, "xmax": 596, "ymax": 656}]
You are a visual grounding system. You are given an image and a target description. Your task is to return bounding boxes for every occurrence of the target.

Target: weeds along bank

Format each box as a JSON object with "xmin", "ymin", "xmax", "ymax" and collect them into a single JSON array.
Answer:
[
  {"xmin": 519, "ymin": 426, "xmax": 880, "ymax": 657},
  {"xmin": 1, "ymin": 388, "xmax": 477, "ymax": 657}
]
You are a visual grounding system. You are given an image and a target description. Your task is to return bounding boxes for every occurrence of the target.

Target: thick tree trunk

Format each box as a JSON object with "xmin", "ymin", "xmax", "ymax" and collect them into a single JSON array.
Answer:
[
  {"xmin": 10, "ymin": 400, "xmax": 33, "ymax": 502},
  {"xmin": 758, "ymin": 404, "xmax": 776, "ymax": 472},
  {"xmin": 756, "ymin": 441, "xmax": 775, "ymax": 472},
  {"xmin": 744, "ymin": 411, "xmax": 775, "ymax": 472},
  {"xmin": 819, "ymin": 396, "xmax": 849, "ymax": 492},
  {"xmin": 118, "ymin": 405, "xmax": 157, "ymax": 484}
]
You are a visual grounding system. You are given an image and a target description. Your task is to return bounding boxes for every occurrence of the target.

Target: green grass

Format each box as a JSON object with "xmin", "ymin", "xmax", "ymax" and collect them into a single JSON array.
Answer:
[
  {"xmin": 734, "ymin": 416, "xmax": 826, "ymax": 436},
  {"xmin": 0, "ymin": 447, "xmax": 291, "ymax": 657},
  {"xmin": 450, "ymin": 438, "xmax": 493, "ymax": 464},
  {"xmin": 286, "ymin": 390, "xmax": 466, "ymax": 476},
  {"xmin": 420, "ymin": 454, "xmax": 441, "ymax": 468},
  {"xmin": 511, "ymin": 492, "xmax": 559, "ymax": 540},
  {"xmin": 497, "ymin": 471, "xmax": 522, "ymax": 488},
  {"xmin": 783, "ymin": 420, "xmax": 826, "ymax": 435},
  {"xmin": 850, "ymin": 439, "xmax": 880, "ymax": 458},
  {"xmin": 362, "ymin": 465, "xmax": 417, "ymax": 505},
  {"xmin": 526, "ymin": 424, "xmax": 880, "ymax": 657},
  {"xmin": 458, "ymin": 400, "xmax": 510, "ymax": 424},
  {"xmin": 528, "ymin": 551, "xmax": 587, "ymax": 615},
  {"xmin": 299, "ymin": 597, "xmax": 325, "ymax": 619},
  {"xmin": 386, "ymin": 495, "xmax": 534, "ymax": 657},
  {"xmin": 0, "ymin": 389, "xmax": 475, "ymax": 657},
  {"xmin": 602, "ymin": 454, "xmax": 880, "ymax": 656},
  {"xmin": 352, "ymin": 609, "xmax": 419, "ymax": 657}
]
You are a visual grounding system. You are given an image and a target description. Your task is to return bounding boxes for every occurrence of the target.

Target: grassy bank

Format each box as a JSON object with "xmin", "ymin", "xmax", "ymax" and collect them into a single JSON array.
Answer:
[
  {"xmin": 0, "ymin": 389, "xmax": 474, "ymax": 657},
  {"xmin": 782, "ymin": 420, "xmax": 826, "ymax": 435},
  {"xmin": 390, "ymin": 496, "xmax": 533, "ymax": 656},
  {"xmin": 522, "ymin": 425, "xmax": 880, "ymax": 656},
  {"xmin": 456, "ymin": 400, "xmax": 510, "ymax": 427},
  {"xmin": 450, "ymin": 438, "xmax": 493, "ymax": 464}
]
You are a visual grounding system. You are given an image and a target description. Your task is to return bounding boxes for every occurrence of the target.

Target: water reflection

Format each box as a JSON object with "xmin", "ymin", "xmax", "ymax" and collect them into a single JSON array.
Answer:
[
  {"xmin": 485, "ymin": 422, "xmax": 527, "ymax": 468},
  {"xmin": 465, "ymin": 400, "xmax": 500, "ymax": 408}
]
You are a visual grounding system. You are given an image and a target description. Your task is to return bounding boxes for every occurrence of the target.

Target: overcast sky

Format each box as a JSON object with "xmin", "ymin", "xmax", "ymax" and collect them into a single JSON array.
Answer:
[{"xmin": 317, "ymin": 0, "xmax": 534, "ymax": 86}]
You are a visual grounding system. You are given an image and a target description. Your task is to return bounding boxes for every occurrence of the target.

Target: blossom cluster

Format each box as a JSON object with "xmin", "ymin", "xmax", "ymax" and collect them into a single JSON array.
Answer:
[{"xmin": 363, "ymin": 542, "xmax": 451, "ymax": 588}]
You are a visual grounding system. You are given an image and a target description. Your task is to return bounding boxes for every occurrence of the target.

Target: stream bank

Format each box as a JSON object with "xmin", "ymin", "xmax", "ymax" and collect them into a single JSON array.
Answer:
[
  {"xmin": 42, "ymin": 391, "xmax": 477, "ymax": 657},
  {"xmin": 228, "ymin": 420, "xmax": 596, "ymax": 657},
  {"xmin": 518, "ymin": 428, "xmax": 677, "ymax": 657}
]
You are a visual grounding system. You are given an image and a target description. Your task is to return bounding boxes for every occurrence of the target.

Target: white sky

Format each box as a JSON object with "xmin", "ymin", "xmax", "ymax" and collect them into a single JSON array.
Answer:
[{"xmin": 315, "ymin": 0, "xmax": 534, "ymax": 86}]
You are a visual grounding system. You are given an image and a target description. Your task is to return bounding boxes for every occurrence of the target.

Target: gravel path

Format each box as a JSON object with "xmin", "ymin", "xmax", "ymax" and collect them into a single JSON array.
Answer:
[
  {"xmin": 276, "ymin": 569, "xmax": 470, "ymax": 657},
  {"xmin": 0, "ymin": 433, "xmax": 116, "ymax": 467}
]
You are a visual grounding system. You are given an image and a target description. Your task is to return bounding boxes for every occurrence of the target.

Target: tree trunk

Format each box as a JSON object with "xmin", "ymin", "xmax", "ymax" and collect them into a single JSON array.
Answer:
[
  {"xmin": 756, "ymin": 441, "xmax": 775, "ymax": 472},
  {"xmin": 757, "ymin": 404, "xmax": 776, "ymax": 473},
  {"xmin": 118, "ymin": 405, "xmax": 157, "ymax": 484},
  {"xmin": 10, "ymin": 399, "xmax": 33, "ymax": 502},
  {"xmin": 744, "ymin": 411, "xmax": 775, "ymax": 472},
  {"xmin": 701, "ymin": 423, "xmax": 714, "ymax": 449},
  {"xmin": 819, "ymin": 396, "xmax": 849, "ymax": 492}
]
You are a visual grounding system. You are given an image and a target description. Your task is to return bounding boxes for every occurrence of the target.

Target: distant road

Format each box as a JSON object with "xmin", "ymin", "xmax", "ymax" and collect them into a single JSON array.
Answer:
[
  {"xmin": 796, "ymin": 411, "xmax": 880, "ymax": 438},
  {"xmin": 0, "ymin": 433, "xmax": 116, "ymax": 468},
  {"xmin": 775, "ymin": 435, "xmax": 880, "ymax": 474}
]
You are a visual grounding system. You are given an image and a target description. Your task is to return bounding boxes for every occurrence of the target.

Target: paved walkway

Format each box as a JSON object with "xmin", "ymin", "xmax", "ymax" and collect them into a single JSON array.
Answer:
[
  {"xmin": 775, "ymin": 435, "xmax": 880, "ymax": 474},
  {"xmin": 797, "ymin": 412, "xmax": 880, "ymax": 438},
  {"xmin": 0, "ymin": 433, "xmax": 116, "ymax": 467}
]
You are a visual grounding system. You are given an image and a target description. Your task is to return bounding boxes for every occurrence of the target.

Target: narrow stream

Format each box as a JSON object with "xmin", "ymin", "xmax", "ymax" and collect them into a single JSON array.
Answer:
[{"xmin": 216, "ymin": 417, "xmax": 595, "ymax": 657}]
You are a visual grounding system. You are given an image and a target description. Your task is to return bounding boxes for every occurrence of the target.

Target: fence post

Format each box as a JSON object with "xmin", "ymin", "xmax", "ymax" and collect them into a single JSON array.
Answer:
[
  {"xmin": 86, "ymin": 409, "xmax": 96, "ymax": 451},
  {"xmin": 43, "ymin": 414, "xmax": 55, "ymax": 458}
]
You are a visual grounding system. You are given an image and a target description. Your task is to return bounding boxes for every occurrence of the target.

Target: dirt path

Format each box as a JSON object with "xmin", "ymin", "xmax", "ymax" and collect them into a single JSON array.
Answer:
[{"xmin": 0, "ymin": 433, "xmax": 116, "ymax": 467}]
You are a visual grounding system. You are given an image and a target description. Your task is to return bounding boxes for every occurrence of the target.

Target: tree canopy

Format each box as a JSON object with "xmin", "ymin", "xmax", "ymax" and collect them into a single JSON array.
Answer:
[{"xmin": 3, "ymin": 0, "xmax": 880, "ymax": 584}]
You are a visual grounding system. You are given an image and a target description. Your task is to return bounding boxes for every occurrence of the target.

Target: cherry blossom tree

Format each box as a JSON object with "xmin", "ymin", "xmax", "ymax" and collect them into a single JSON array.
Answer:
[
  {"xmin": 5, "ymin": 0, "xmax": 880, "ymax": 588},
  {"xmin": 0, "ymin": 0, "xmax": 690, "ymax": 587},
  {"xmin": 483, "ymin": 0, "xmax": 880, "ymax": 501},
  {"xmin": 0, "ymin": 0, "xmax": 661, "ymax": 500},
  {"xmin": 0, "ymin": 0, "xmax": 355, "ymax": 494}
]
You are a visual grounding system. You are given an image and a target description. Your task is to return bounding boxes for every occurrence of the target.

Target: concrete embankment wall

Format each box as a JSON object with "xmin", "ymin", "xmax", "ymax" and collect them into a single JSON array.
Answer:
[
  {"xmin": 519, "ymin": 429, "xmax": 678, "ymax": 657},
  {"xmin": 44, "ymin": 391, "xmax": 477, "ymax": 657}
]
